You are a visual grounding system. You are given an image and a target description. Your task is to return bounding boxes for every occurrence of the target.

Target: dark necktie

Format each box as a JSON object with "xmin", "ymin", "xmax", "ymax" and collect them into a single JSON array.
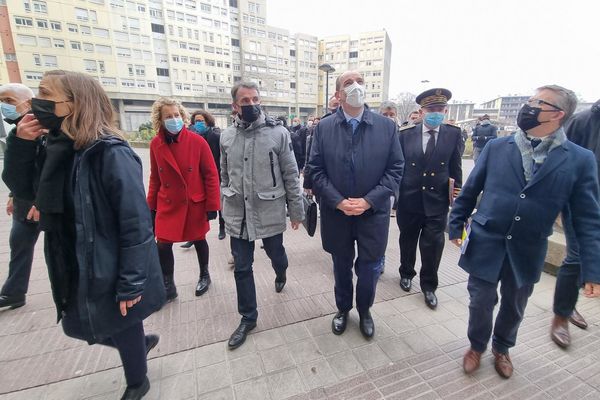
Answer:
[
  {"xmin": 531, "ymin": 138, "xmax": 542, "ymax": 174},
  {"xmin": 424, "ymin": 130, "xmax": 436, "ymax": 161}
]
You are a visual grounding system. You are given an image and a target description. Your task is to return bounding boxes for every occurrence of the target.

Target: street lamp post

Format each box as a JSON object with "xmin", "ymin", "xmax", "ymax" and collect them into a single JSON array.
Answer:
[{"xmin": 319, "ymin": 63, "xmax": 335, "ymax": 115}]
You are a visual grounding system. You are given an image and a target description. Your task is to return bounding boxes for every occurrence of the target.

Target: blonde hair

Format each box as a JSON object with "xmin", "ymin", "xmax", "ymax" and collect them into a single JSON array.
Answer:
[
  {"xmin": 43, "ymin": 70, "xmax": 123, "ymax": 150},
  {"xmin": 150, "ymin": 97, "xmax": 190, "ymax": 133}
]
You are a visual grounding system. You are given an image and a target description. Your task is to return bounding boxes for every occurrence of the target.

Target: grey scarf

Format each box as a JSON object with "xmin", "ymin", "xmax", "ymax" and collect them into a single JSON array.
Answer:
[{"xmin": 514, "ymin": 128, "xmax": 566, "ymax": 182}]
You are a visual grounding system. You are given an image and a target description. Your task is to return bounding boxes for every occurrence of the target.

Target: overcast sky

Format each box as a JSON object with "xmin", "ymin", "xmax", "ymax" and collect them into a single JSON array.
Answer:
[{"xmin": 267, "ymin": 0, "xmax": 599, "ymax": 104}]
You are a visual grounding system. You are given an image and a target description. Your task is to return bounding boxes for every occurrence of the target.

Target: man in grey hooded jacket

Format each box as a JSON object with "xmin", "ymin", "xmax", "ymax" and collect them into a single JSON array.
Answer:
[{"xmin": 220, "ymin": 81, "xmax": 304, "ymax": 349}]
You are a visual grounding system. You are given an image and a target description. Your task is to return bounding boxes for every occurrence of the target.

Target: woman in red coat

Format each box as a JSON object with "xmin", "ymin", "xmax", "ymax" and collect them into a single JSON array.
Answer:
[{"xmin": 147, "ymin": 97, "xmax": 220, "ymax": 301}]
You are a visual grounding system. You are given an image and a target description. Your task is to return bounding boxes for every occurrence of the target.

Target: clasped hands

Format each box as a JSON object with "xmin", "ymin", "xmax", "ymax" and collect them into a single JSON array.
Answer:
[{"xmin": 337, "ymin": 198, "xmax": 371, "ymax": 216}]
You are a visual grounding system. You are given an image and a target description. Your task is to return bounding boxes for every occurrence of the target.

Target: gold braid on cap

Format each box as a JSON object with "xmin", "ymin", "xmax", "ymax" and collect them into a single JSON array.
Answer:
[{"xmin": 420, "ymin": 95, "xmax": 448, "ymax": 107}]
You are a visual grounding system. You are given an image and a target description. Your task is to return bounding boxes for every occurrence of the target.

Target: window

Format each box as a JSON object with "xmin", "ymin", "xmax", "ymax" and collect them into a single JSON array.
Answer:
[
  {"xmin": 135, "ymin": 65, "xmax": 145, "ymax": 76},
  {"xmin": 290, "ymin": 82, "xmax": 296, "ymax": 89},
  {"xmin": 25, "ymin": 71, "xmax": 44, "ymax": 81},
  {"xmin": 96, "ymin": 44, "xmax": 111, "ymax": 54},
  {"xmin": 75, "ymin": 8, "xmax": 89, "ymax": 21},
  {"xmin": 128, "ymin": 17, "xmax": 140, "ymax": 29},
  {"xmin": 116, "ymin": 47, "xmax": 131, "ymax": 57},
  {"xmin": 33, "ymin": 53, "xmax": 41, "ymax": 65},
  {"xmin": 24, "ymin": 1, "xmax": 31, "ymax": 12},
  {"xmin": 156, "ymin": 68, "xmax": 169, "ymax": 77},
  {"xmin": 93, "ymin": 27, "xmax": 109, "ymax": 38},
  {"xmin": 205, "ymin": 59, "xmax": 215, "ymax": 66},
  {"xmin": 50, "ymin": 21, "xmax": 61, "ymax": 30},
  {"xmin": 149, "ymin": 8, "xmax": 162, "ymax": 18},
  {"xmin": 38, "ymin": 36, "xmax": 50, "ymax": 47},
  {"xmin": 84, "ymin": 59, "xmax": 97, "ymax": 72},
  {"xmin": 53, "ymin": 38, "xmax": 65, "ymax": 48},
  {"xmin": 200, "ymin": 2, "xmax": 211, "ymax": 12},
  {"xmin": 36, "ymin": 19, "xmax": 48, "ymax": 29},
  {"xmin": 349, "ymin": 51, "xmax": 358, "ymax": 58},
  {"xmin": 67, "ymin": 23, "xmax": 78, "ymax": 33},
  {"xmin": 15, "ymin": 16, "xmax": 33, "ymax": 26},
  {"xmin": 121, "ymin": 79, "xmax": 135, "ymax": 88},
  {"xmin": 32, "ymin": 0, "xmax": 47, "ymax": 13},
  {"xmin": 137, "ymin": 3, "xmax": 146, "ymax": 12},
  {"xmin": 70, "ymin": 41, "xmax": 81, "ymax": 50},
  {"xmin": 231, "ymin": 38, "xmax": 239, "ymax": 47},
  {"xmin": 151, "ymin": 23, "xmax": 164, "ymax": 34},
  {"xmin": 101, "ymin": 77, "xmax": 117, "ymax": 86},
  {"xmin": 114, "ymin": 31, "xmax": 128, "ymax": 41},
  {"xmin": 80, "ymin": 25, "xmax": 91, "ymax": 35},
  {"xmin": 43, "ymin": 55, "xmax": 57, "ymax": 67},
  {"xmin": 83, "ymin": 42, "xmax": 94, "ymax": 52},
  {"xmin": 147, "ymin": 81, "xmax": 156, "ymax": 89}
]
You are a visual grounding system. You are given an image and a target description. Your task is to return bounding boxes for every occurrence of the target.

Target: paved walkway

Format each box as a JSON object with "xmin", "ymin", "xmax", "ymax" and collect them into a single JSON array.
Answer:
[{"xmin": 0, "ymin": 151, "xmax": 599, "ymax": 399}]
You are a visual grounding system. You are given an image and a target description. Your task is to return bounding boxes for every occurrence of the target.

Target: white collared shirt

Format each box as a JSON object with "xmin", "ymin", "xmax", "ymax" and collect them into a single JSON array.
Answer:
[{"xmin": 422, "ymin": 124, "xmax": 440, "ymax": 153}]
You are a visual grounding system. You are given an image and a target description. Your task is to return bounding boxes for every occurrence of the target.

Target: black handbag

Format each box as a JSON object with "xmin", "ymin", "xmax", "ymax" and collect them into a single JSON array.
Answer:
[{"xmin": 302, "ymin": 193, "xmax": 318, "ymax": 237}]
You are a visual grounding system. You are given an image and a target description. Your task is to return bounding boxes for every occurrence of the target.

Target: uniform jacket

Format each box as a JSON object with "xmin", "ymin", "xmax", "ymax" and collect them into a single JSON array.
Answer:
[
  {"xmin": 147, "ymin": 126, "xmax": 220, "ymax": 242},
  {"xmin": 307, "ymin": 107, "xmax": 404, "ymax": 261},
  {"xmin": 190, "ymin": 125, "xmax": 222, "ymax": 178},
  {"xmin": 398, "ymin": 123, "xmax": 463, "ymax": 216},
  {"xmin": 449, "ymin": 135, "xmax": 600, "ymax": 287},
  {"xmin": 3, "ymin": 134, "xmax": 166, "ymax": 342},
  {"xmin": 220, "ymin": 113, "xmax": 304, "ymax": 241},
  {"xmin": 471, "ymin": 123, "xmax": 498, "ymax": 149}
]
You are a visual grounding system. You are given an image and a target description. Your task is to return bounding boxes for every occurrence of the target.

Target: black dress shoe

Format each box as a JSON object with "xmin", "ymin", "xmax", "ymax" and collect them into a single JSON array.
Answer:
[
  {"xmin": 195, "ymin": 274, "xmax": 211, "ymax": 296},
  {"xmin": 424, "ymin": 291, "xmax": 438, "ymax": 309},
  {"xmin": 275, "ymin": 271, "xmax": 286, "ymax": 293},
  {"xmin": 399, "ymin": 278, "xmax": 412, "ymax": 292},
  {"xmin": 180, "ymin": 241, "xmax": 193, "ymax": 249},
  {"xmin": 0, "ymin": 294, "xmax": 26, "ymax": 309},
  {"xmin": 145, "ymin": 334, "xmax": 159, "ymax": 356},
  {"xmin": 359, "ymin": 310, "xmax": 375, "ymax": 339},
  {"xmin": 218, "ymin": 225, "xmax": 226, "ymax": 240},
  {"xmin": 331, "ymin": 311, "xmax": 348, "ymax": 335},
  {"xmin": 120, "ymin": 376, "xmax": 150, "ymax": 400},
  {"xmin": 228, "ymin": 322, "xmax": 257, "ymax": 350}
]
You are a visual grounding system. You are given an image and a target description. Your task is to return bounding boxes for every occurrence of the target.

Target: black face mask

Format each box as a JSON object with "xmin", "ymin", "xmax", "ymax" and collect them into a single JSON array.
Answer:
[
  {"xmin": 517, "ymin": 104, "xmax": 557, "ymax": 132},
  {"xmin": 240, "ymin": 104, "xmax": 261, "ymax": 123},
  {"xmin": 31, "ymin": 98, "xmax": 67, "ymax": 131}
]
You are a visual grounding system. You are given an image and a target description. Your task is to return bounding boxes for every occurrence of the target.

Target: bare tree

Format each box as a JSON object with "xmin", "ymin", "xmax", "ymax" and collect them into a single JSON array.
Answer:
[{"xmin": 394, "ymin": 92, "xmax": 418, "ymax": 123}]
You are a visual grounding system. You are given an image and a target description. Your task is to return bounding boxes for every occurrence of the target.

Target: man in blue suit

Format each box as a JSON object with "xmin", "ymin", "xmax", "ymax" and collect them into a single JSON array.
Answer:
[
  {"xmin": 307, "ymin": 70, "xmax": 404, "ymax": 339},
  {"xmin": 449, "ymin": 85, "xmax": 600, "ymax": 379}
]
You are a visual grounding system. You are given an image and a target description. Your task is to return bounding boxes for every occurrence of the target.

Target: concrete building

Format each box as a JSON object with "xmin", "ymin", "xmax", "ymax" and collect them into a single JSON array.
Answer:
[
  {"xmin": 446, "ymin": 101, "xmax": 474, "ymax": 123},
  {"xmin": 479, "ymin": 95, "xmax": 529, "ymax": 125},
  {"xmin": 317, "ymin": 30, "xmax": 392, "ymax": 114}
]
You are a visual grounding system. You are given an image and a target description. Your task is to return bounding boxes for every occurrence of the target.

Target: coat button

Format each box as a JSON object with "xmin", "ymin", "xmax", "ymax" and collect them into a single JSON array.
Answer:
[
  {"xmin": 423, "ymin": 173, "xmax": 427, "ymax": 177},
  {"xmin": 507, "ymin": 235, "xmax": 512, "ymax": 240},
  {"xmin": 244, "ymin": 157, "xmax": 248, "ymax": 161},
  {"xmin": 245, "ymin": 196, "xmax": 248, "ymax": 200},
  {"xmin": 520, "ymin": 193, "xmax": 526, "ymax": 199},
  {"xmin": 431, "ymin": 172, "xmax": 435, "ymax": 176},
  {"xmin": 166, "ymin": 199, "xmax": 171, "ymax": 204},
  {"xmin": 159, "ymin": 167, "xmax": 163, "ymax": 172},
  {"xmin": 411, "ymin": 162, "xmax": 416, "ymax": 166},
  {"xmin": 188, "ymin": 167, "xmax": 193, "ymax": 172},
  {"xmin": 430, "ymin": 186, "xmax": 434, "ymax": 190},
  {"xmin": 165, "ymin": 183, "xmax": 170, "ymax": 188},
  {"xmin": 422, "ymin": 186, "xmax": 426, "ymax": 190},
  {"xmin": 272, "ymin": 195, "xmax": 275, "ymax": 198},
  {"xmin": 441, "ymin": 162, "xmax": 445, "ymax": 165},
  {"xmin": 515, "ymin": 216, "xmax": 521, "ymax": 221}
]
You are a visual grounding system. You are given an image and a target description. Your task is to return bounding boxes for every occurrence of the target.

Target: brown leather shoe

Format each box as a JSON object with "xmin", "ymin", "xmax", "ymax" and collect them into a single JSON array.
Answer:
[
  {"xmin": 463, "ymin": 348, "xmax": 482, "ymax": 374},
  {"xmin": 492, "ymin": 349, "xmax": 513, "ymax": 379},
  {"xmin": 550, "ymin": 315, "xmax": 570, "ymax": 348},
  {"xmin": 569, "ymin": 309, "xmax": 588, "ymax": 330}
]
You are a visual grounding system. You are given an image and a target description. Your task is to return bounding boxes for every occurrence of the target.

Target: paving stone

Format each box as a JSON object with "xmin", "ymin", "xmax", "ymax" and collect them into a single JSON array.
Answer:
[
  {"xmin": 194, "ymin": 341, "xmax": 227, "ymax": 368},
  {"xmin": 288, "ymin": 338, "xmax": 323, "ymax": 364},
  {"xmin": 298, "ymin": 358, "xmax": 338, "ymax": 390},
  {"xmin": 159, "ymin": 371, "xmax": 195, "ymax": 400},
  {"xmin": 233, "ymin": 376, "xmax": 272, "ymax": 400},
  {"xmin": 44, "ymin": 377, "xmax": 85, "ymax": 400},
  {"xmin": 260, "ymin": 345, "xmax": 296, "ymax": 373},
  {"xmin": 326, "ymin": 350, "xmax": 364, "ymax": 380},
  {"xmin": 280, "ymin": 322, "xmax": 312, "ymax": 343},
  {"xmin": 313, "ymin": 333, "xmax": 350, "ymax": 356},
  {"xmin": 398, "ymin": 330, "xmax": 438, "ymax": 354},
  {"xmin": 305, "ymin": 315, "xmax": 335, "ymax": 337},
  {"xmin": 267, "ymin": 367, "xmax": 306, "ymax": 399},
  {"xmin": 353, "ymin": 343, "xmax": 391, "ymax": 370},
  {"xmin": 196, "ymin": 362, "xmax": 231, "ymax": 394},
  {"xmin": 253, "ymin": 328, "xmax": 286, "ymax": 351},
  {"xmin": 161, "ymin": 350, "xmax": 194, "ymax": 378},
  {"xmin": 197, "ymin": 387, "xmax": 234, "ymax": 400},
  {"xmin": 229, "ymin": 352, "xmax": 264, "ymax": 383},
  {"xmin": 82, "ymin": 368, "xmax": 122, "ymax": 398},
  {"xmin": 378, "ymin": 336, "xmax": 416, "ymax": 361}
]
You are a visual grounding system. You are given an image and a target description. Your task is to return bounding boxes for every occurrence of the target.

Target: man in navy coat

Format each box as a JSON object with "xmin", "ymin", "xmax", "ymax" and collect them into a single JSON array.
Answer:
[
  {"xmin": 449, "ymin": 85, "xmax": 600, "ymax": 379},
  {"xmin": 396, "ymin": 88, "xmax": 463, "ymax": 309},
  {"xmin": 307, "ymin": 70, "xmax": 404, "ymax": 339}
]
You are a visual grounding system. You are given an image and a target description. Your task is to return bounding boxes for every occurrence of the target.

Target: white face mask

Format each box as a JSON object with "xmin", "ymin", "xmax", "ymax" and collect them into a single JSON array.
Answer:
[
  {"xmin": 307, "ymin": 121, "xmax": 314, "ymax": 127},
  {"xmin": 344, "ymin": 82, "xmax": 366, "ymax": 108}
]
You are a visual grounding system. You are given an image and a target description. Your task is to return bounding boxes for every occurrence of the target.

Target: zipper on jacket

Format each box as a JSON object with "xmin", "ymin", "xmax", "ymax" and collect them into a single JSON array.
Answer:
[{"xmin": 269, "ymin": 151, "xmax": 277, "ymax": 187}]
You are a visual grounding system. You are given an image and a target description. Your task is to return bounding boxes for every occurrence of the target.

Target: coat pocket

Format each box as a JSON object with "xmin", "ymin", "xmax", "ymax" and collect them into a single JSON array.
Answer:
[
  {"xmin": 257, "ymin": 188, "xmax": 286, "ymax": 200},
  {"xmin": 471, "ymin": 212, "xmax": 488, "ymax": 226},
  {"xmin": 191, "ymin": 193, "xmax": 206, "ymax": 203}
]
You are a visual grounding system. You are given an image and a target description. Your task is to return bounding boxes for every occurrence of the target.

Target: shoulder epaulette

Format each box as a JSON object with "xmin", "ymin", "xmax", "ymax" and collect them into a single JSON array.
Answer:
[{"xmin": 399, "ymin": 123, "xmax": 415, "ymax": 131}]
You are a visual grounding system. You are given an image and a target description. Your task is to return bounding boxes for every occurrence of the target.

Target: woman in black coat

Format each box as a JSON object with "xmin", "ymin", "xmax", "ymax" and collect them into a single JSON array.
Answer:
[{"xmin": 2, "ymin": 70, "xmax": 165, "ymax": 400}]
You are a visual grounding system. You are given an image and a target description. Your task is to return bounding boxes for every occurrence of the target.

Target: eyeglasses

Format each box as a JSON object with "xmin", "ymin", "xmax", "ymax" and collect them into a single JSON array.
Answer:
[{"xmin": 526, "ymin": 98, "xmax": 563, "ymax": 111}]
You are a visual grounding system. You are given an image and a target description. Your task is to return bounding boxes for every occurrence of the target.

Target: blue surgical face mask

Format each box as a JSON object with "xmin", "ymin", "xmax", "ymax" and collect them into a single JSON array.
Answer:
[
  {"xmin": 164, "ymin": 117, "xmax": 183, "ymax": 135},
  {"xmin": 424, "ymin": 112, "xmax": 445, "ymax": 128},
  {"xmin": 1, "ymin": 102, "xmax": 21, "ymax": 121},
  {"xmin": 194, "ymin": 121, "xmax": 207, "ymax": 133}
]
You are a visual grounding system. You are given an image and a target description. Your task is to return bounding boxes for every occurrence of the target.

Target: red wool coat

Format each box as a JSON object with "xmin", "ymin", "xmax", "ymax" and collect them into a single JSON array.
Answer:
[{"xmin": 147, "ymin": 126, "xmax": 220, "ymax": 242}]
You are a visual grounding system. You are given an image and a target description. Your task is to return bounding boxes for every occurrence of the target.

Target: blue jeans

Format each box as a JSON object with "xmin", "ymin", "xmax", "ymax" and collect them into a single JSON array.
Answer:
[
  {"xmin": 1, "ymin": 216, "xmax": 40, "ymax": 297},
  {"xmin": 231, "ymin": 233, "xmax": 288, "ymax": 323},
  {"xmin": 467, "ymin": 260, "xmax": 534, "ymax": 354},
  {"xmin": 553, "ymin": 208, "xmax": 582, "ymax": 317}
]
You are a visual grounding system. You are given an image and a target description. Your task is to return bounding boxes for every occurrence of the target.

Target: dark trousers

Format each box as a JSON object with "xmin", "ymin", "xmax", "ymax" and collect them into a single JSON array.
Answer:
[
  {"xmin": 396, "ymin": 210, "xmax": 447, "ymax": 292},
  {"xmin": 61, "ymin": 302, "xmax": 147, "ymax": 386},
  {"xmin": 553, "ymin": 208, "xmax": 582, "ymax": 317},
  {"xmin": 332, "ymin": 249, "xmax": 380, "ymax": 313},
  {"xmin": 1, "ymin": 216, "xmax": 40, "ymax": 297},
  {"xmin": 467, "ymin": 260, "xmax": 534, "ymax": 354},
  {"xmin": 231, "ymin": 233, "xmax": 288, "ymax": 323}
]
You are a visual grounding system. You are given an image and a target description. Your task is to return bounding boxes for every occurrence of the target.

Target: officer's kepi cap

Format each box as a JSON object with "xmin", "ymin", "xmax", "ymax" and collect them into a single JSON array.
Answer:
[{"xmin": 416, "ymin": 88, "xmax": 452, "ymax": 108}]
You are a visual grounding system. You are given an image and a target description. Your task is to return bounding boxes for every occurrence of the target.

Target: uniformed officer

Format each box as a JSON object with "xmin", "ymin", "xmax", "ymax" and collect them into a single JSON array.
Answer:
[{"xmin": 396, "ymin": 88, "xmax": 463, "ymax": 309}]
